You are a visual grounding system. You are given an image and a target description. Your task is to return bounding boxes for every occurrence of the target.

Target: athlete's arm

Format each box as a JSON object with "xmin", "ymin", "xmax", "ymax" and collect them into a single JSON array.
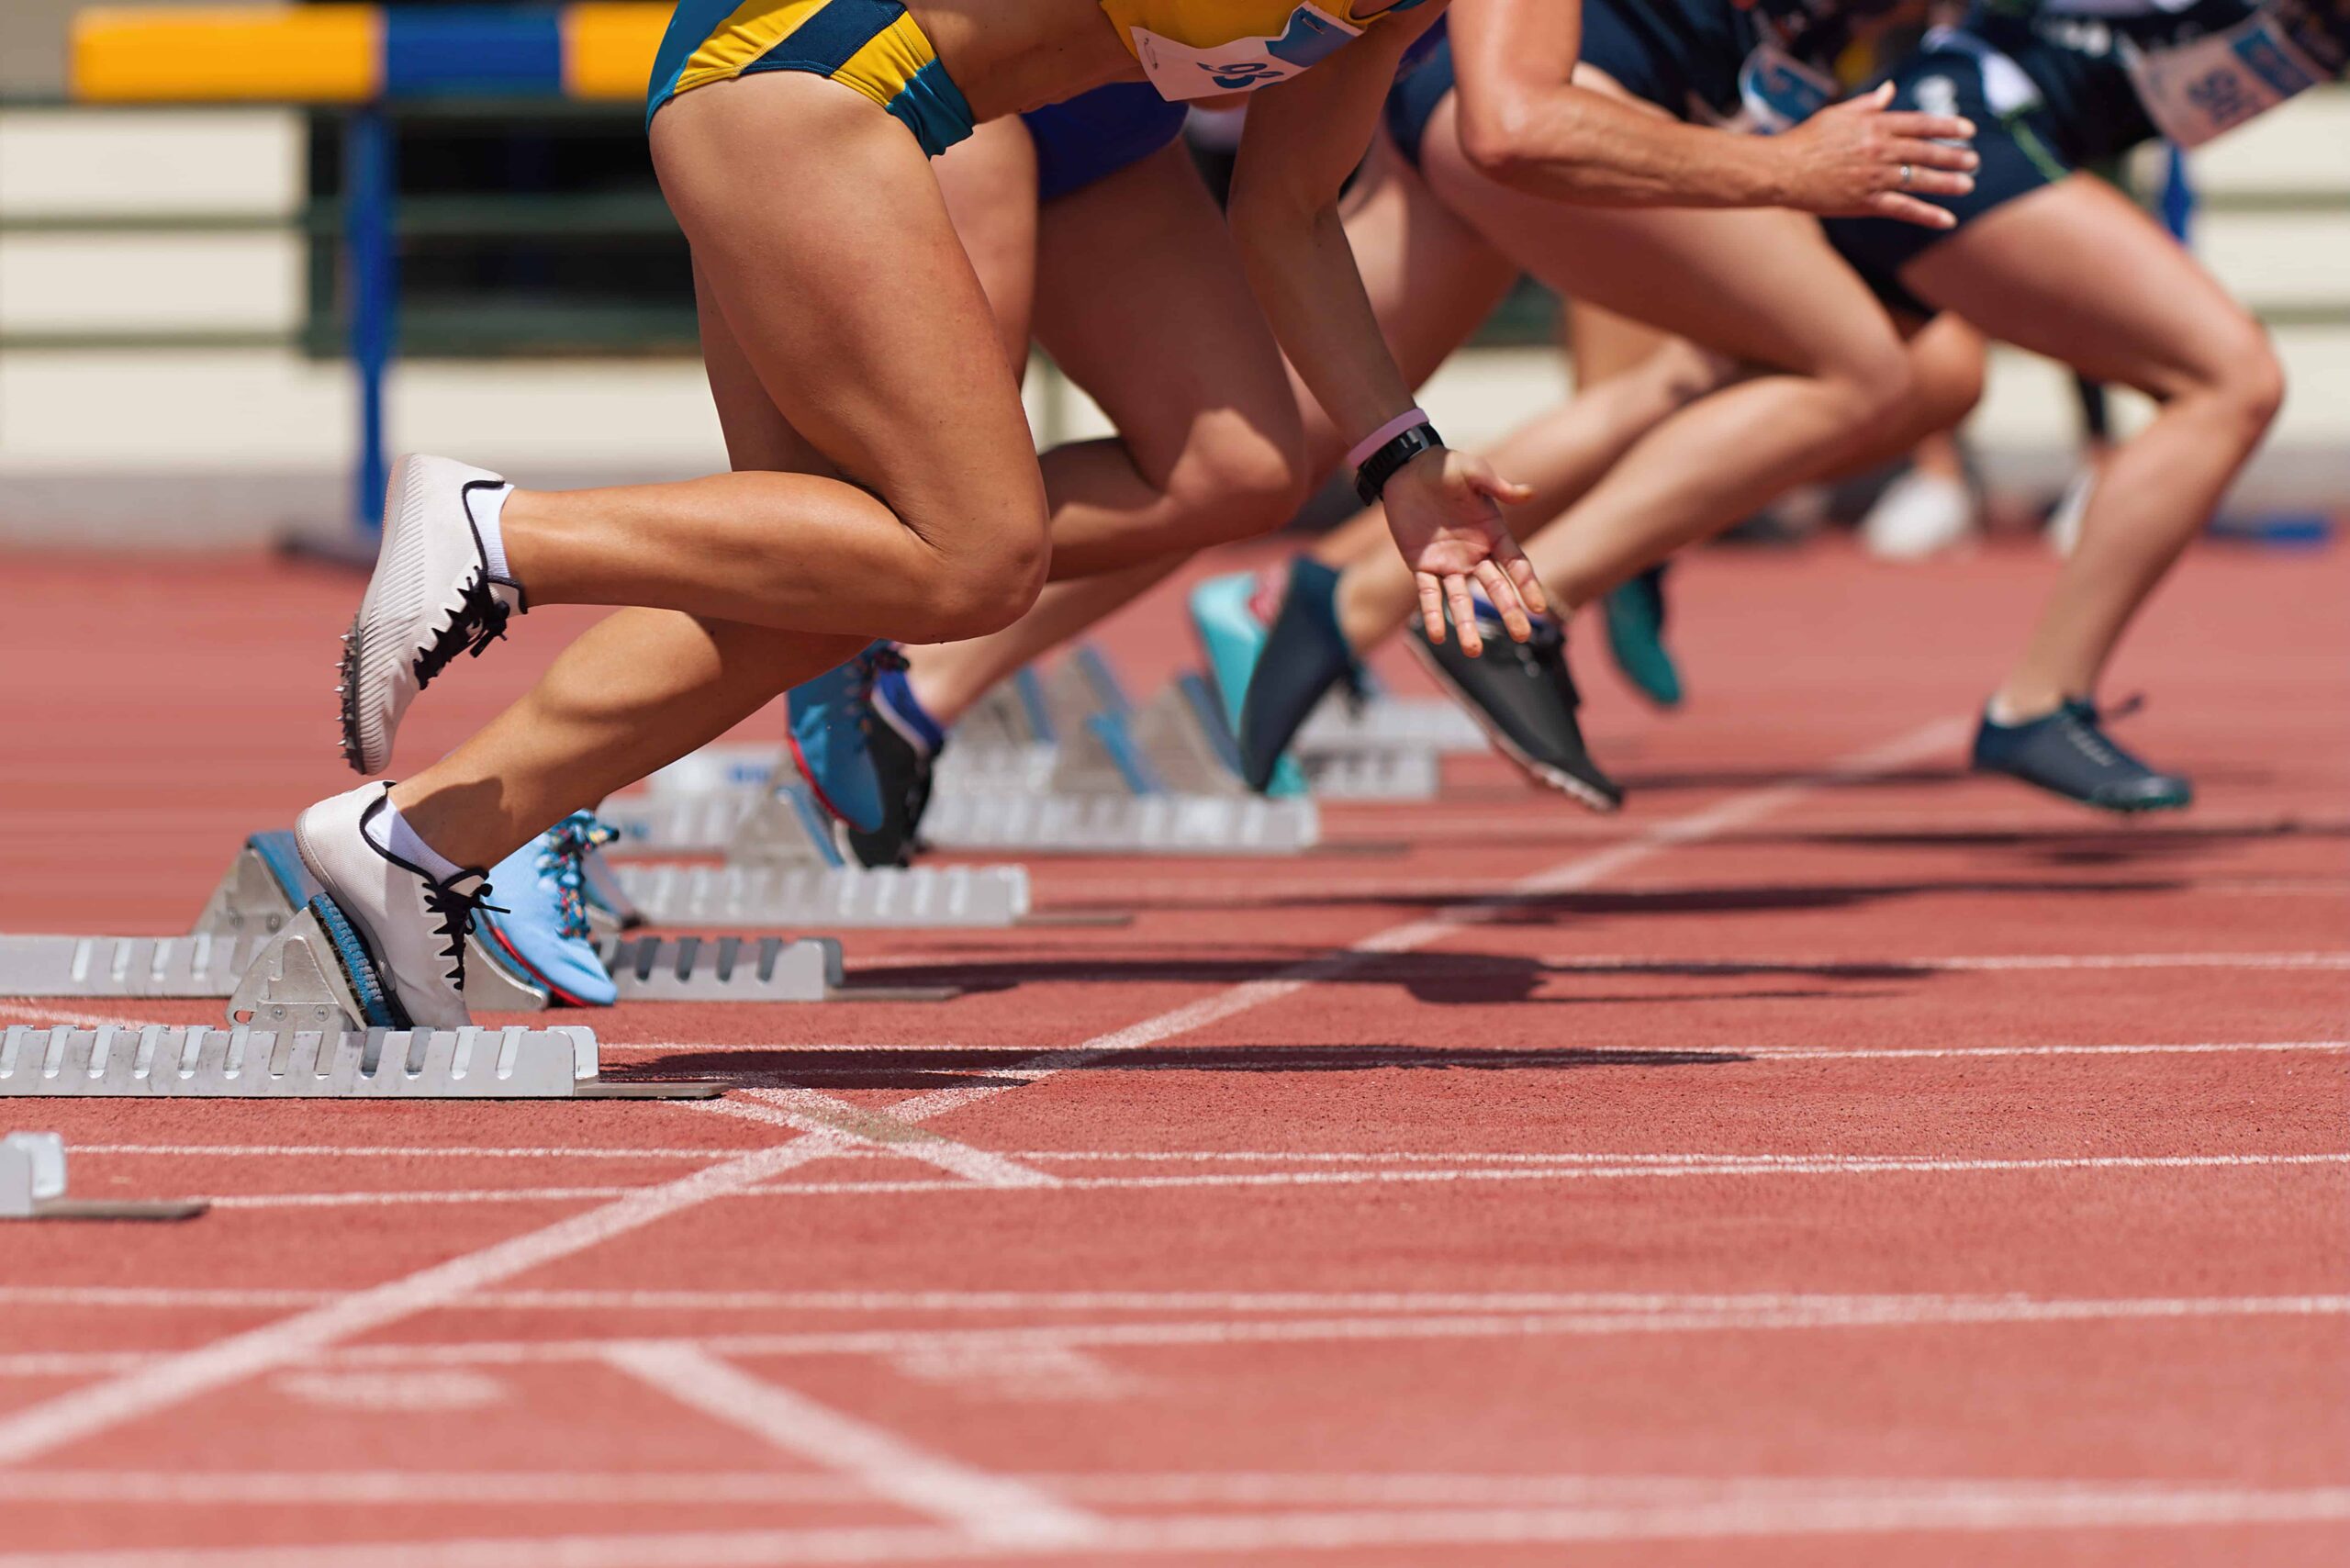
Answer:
[
  {"xmin": 1230, "ymin": 12, "xmax": 1544, "ymax": 650},
  {"xmin": 1448, "ymin": 0, "xmax": 1978, "ymax": 228}
]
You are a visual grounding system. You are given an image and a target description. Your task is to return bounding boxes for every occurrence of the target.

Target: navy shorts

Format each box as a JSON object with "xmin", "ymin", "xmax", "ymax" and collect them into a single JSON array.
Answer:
[
  {"xmin": 1021, "ymin": 83, "xmax": 1190, "ymax": 204},
  {"xmin": 1823, "ymin": 31, "xmax": 2146, "ymax": 318}
]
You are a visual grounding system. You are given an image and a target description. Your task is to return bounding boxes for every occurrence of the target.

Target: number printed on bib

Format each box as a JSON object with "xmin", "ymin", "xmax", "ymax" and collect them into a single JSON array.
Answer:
[
  {"xmin": 1129, "ymin": 5, "xmax": 1363, "ymax": 99},
  {"xmin": 2124, "ymin": 9, "xmax": 2327, "ymax": 147}
]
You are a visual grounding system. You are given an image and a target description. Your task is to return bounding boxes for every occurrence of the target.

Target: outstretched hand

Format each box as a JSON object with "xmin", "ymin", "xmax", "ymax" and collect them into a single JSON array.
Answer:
[{"xmin": 1378, "ymin": 448, "xmax": 1544, "ymax": 657}]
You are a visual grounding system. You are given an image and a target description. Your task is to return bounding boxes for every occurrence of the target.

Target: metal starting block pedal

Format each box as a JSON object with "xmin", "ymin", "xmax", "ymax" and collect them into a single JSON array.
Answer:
[
  {"xmin": 1, "ymin": 1133, "xmax": 207, "ymax": 1219},
  {"xmin": 598, "ymin": 787, "xmax": 1030, "ymax": 928},
  {"xmin": 0, "ymin": 832, "xmax": 878, "ymax": 1008},
  {"xmin": 1296, "ymin": 689, "xmax": 1487, "ymax": 755},
  {"xmin": 0, "ymin": 1021, "xmax": 703, "ymax": 1101},
  {"xmin": 1, "ymin": 895, "xmax": 719, "ymax": 1100},
  {"xmin": 1060, "ymin": 648, "xmax": 1436, "ymax": 802}
]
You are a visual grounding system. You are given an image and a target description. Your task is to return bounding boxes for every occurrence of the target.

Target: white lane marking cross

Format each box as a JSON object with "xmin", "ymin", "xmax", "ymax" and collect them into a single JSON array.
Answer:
[{"xmin": 599, "ymin": 1342, "xmax": 1101, "ymax": 1544}]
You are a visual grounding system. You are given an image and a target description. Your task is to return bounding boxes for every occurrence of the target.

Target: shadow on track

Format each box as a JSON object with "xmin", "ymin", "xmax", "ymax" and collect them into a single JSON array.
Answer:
[{"xmin": 624, "ymin": 1040, "xmax": 1752, "ymax": 1091}]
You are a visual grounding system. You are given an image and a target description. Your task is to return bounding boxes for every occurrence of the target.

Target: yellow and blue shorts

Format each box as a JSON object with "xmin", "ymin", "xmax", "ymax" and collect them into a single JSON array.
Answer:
[{"xmin": 646, "ymin": 0, "xmax": 977, "ymax": 155}]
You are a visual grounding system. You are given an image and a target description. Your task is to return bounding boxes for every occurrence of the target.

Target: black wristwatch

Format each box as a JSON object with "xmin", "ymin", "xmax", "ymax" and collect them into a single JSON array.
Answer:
[{"xmin": 1354, "ymin": 421, "xmax": 1443, "ymax": 506}]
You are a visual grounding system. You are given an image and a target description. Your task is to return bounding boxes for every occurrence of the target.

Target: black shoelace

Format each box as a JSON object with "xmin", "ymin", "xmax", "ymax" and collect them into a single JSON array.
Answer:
[
  {"xmin": 413, "ymin": 569, "xmax": 516, "ymax": 688},
  {"xmin": 420, "ymin": 874, "xmax": 506, "ymax": 991}
]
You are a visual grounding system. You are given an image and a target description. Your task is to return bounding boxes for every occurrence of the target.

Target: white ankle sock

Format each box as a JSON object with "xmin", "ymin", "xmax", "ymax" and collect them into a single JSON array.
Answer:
[
  {"xmin": 364, "ymin": 798, "xmax": 464, "ymax": 881},
  {"xmin": 469, "ymin": 484, "xmax": 516, "ymax": 584}
]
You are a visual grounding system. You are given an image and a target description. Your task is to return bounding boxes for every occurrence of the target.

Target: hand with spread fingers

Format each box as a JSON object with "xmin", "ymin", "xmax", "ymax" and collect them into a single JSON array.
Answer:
[
  {"xmin": 1774, "ymin": 82, "xmax": 1981, "ymax": 229},
  {"xmin": 1379, "ymin": 447, "xmax": 1545, "ymax": 657}
]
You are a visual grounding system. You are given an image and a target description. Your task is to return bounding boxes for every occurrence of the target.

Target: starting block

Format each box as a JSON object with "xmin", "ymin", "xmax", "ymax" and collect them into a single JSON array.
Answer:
[
  {"xmin": 1296, "ymin": 689, "xmax": 1487, "ymax": 756},
  {"xmin": 1045, "ymin": 649, "xmax": 1436, "ymax": 802},
  {"xmin": 0, "ymin": 1021, "xmax": 705, "ymax": 1101},
  {"xmin": 0, "ymin": 831, "xmax": 915, "ymax": 1007},
  {"xmin": 2, "ymin": 898, "xmax": 720, "ymax": 1101},
  {"xmin": 1, "ymin": 1132, "xmax": 206, "ymax": 1220}
]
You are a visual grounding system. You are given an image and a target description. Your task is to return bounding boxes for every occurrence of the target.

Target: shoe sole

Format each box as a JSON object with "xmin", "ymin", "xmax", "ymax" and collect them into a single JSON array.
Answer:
[
  {"xmin": 339, "ymin": 454, "xmax": 437, "ymax": 775},
  {"xmin": 1974, "ymin": 765, "xmax": 2193, "ymax": 815},
  {"xmin": 482, "ymin": 923, "xmax": 603, "ymax": 1008},
  {"xmin": 1406, "ymin": 637, "xmax": 1621, "ymax": 816}
]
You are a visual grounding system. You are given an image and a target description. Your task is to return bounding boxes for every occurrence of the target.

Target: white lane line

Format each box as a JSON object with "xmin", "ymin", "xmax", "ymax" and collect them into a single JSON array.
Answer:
[
  {"xmin": 8, "ymin": 1294, "xmax": 2340, "ymax": 1380},
  {"xmin": 1539, "ymin": 952, "xmax": 2350, "ymax": 973},
  {"xmin": 0, "ymin": 1285, "xmax": 2336, "ymax": 1319},
  {"xmin": 163, "ymin": 1147, "xmax": 2350, "ymax": 1211},
  {"xmin": 697, "ymin": 1090, "xmax": 1059, "ymax": 1189},
  {"xmin": 0, "ymin": 1485, "xmax": 2345, "ymax": 1563},
  {"xmin": 0, "ymin": 719, "xmax": 1956, "ymax": 1469},
  {"xmin": 63, "ymin": 1144, "xmax": 768, "ymax": 1160},
  {"xmin": 0, "ymin": 1468, "xmax": 2327, "ymax": 1510},
  {"xmin": 599, "ymin": 1343, "xmax": 1100, "ymax": 1545},
  {"xmin": 0, "ymin": 1001, "xmax": 162, "ymax": 1030}
]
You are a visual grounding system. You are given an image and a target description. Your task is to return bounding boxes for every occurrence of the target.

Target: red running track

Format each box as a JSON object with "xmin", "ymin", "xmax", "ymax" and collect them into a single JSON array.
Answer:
[{"xmin": 0, "ymin": 537, "xmax": 2344, "ymax": 1565}]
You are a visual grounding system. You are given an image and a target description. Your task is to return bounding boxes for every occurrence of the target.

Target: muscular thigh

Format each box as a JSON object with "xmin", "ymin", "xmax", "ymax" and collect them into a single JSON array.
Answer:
[
  {"xmin": 933, "ymin": 115, "xmax": 1040, "ymax": 366},
  {"xmin": 1900, "ymin": 175, "xmax": 2257, "ymax": 400},
  {"xmin": 1031, "ymin": 142, "xmax": 1302, "ymax": 483},
  {"xmin": 654, "ymin": 74, "xmax": 1043, "ymax": 537},
  {"xmin": 1346, "ymin": 131, "xmax": 1520, "ymax": 387},
  {"xmin": 1418, "ymin": 95, "xmax": 1900, "ymax": 378}
]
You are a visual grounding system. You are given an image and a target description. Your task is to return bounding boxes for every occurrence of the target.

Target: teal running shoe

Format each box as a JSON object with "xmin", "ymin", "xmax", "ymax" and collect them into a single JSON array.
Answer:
[
  {"xmin": 1601, "ymin": 564, "xmax": 1683, "ymax": 709},
  {"xmin": 787, "ymin": 641, "xmax": 904, "ymax": 834},
  {"xmin": 1188, "ymin": 569, "xmax": 1307, "ymax": 797},
  {"xmin": 476, "ymin": 812, "xmax": 620, "ymax": 1007}
]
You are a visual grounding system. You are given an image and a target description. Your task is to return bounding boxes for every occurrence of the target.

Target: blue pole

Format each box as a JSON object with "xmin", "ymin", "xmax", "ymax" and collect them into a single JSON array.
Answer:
[
  {"xmin": 2159, "ymin": 142, "xmax": 2195, "ymax": 243},
  {"xmin": 345, "ymin": 106, "xmax": 397, "ymax": 534}
]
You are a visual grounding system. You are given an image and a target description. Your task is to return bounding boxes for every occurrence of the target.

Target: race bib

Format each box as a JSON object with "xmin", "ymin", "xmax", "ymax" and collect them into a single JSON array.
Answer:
[
  {"xmin": 1738, "ymin": 43, "xmax": 1840, "ymax": 133},
  {"xmin": 2123, "ymin": 10, "xmax": 2328, "ymax": 147},
  {"xmin": 1129, "ymin": 5, "xmax": 1362, "ymax": 100}
]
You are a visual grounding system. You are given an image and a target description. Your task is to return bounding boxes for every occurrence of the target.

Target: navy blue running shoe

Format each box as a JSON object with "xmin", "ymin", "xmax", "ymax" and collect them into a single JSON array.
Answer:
[
  {"xmin": 1235, "ymin": 557, "xmax": 1356, "ymax": 793},
  {"xmin": 1971, "ymin": 698, "xmax": 2192, "ymax": 812},
  {"xmin": 786, "ymin": 642, "xmax": 904, "ymax": 834},
  {"xmin": 845, "ymin": 658, "xmax": 946, "ymax": 868},
  {"xmin": 1409, "ymin": 609, "xmax": 1622, "ymax": 812},
  {"xmin": 1602, "ymin": 564, "xmax": 1683, "ymax": 709}
]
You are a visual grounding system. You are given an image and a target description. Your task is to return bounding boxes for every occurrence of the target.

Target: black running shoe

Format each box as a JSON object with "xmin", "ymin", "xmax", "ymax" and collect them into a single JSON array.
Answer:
[
  {"xmin": 1971, "ymin": 698, "xmax": 2191, "ymax": 812},
  {"xmin": 1236, "ymin": 557, "xmax": 1356, "ymax": 792},
  {"xmin": 1409, "ymin": 610, "xmax": 1623, "ymax": 812},
  {"xmin": 845, "ymin": 716, "xmax": 937, "ymax": 868}
]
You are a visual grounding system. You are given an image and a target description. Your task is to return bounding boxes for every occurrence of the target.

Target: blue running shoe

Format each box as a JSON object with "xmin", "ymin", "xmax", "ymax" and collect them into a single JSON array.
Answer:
[
  {"xmin": 476, "ymin": 813, "xmax": 620, "ymax": 1007},
  {"xmin": 787, "ymin": 641, "xmax": 905, "ymax": 834},
  {"xmin": 1235, "ymin": 557, "xmax": 1357, "ymax": 795},
  {"xmin": 1971, "ymin": 697, "xmax": 2192, "ymax": 813},
  {"xmin": 1602, "ymin": 564, "xmax": 1684, "ymax": 709},
  {"xmin": 1189, "ymin": 569, "xmax": 1309, "ymax": 797}
]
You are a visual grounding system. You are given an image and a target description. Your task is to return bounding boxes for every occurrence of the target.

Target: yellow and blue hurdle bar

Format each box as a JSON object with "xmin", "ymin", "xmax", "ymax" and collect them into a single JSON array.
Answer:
[
  {"xmin": 73, "ymin": 6, "xmax": 674, "ymax": 535},
  {"xmin": 73, "ymin": 4, "xmax": 671, "ymax": 104}
]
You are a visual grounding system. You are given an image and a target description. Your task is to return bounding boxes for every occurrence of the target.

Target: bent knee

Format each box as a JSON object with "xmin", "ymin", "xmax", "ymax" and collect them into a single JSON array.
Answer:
[
  {"xmin": 909, "ymin": 524, "xmax": 1050, "ymax": 643},
  {"xmin": 2216, "ymin": 323, "xmax": 2287, "ymax": 435},
  {"xmin": 1830, "ymin": 340, "xmax": 1919, "ymax": 420},
  {"xmin": 1165, "ymin": 422, "xmax": 1309, "ymax": 545},
  {"xmin": 1909, "ymin": 340, "xmax": 1986, "ymax": 433}
]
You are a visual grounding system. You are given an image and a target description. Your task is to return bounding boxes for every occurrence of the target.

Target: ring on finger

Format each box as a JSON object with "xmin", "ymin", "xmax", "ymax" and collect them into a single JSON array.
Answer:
[{"xmin": 1898, "ymin": 163, "xmax": 1914, "ymax": 189}]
